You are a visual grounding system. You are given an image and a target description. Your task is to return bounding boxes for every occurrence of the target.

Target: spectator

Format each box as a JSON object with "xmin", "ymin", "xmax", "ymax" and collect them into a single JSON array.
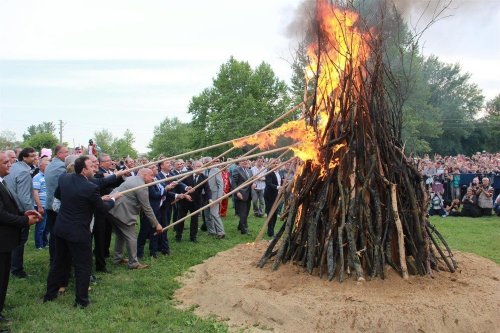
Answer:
[
  {"xmin": 476, "ymin": 178, "xmax": 494, "ymax": 216},
  {"xmin": 428, "ymin": 191, "xmax": 447, "ymax": 217}
]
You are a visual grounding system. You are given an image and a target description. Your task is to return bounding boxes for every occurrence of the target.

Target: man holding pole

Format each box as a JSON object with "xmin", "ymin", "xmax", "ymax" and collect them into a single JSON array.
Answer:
[{"xmin": 108, "ymin": 168, "xmax": 163, "ymax": 269}]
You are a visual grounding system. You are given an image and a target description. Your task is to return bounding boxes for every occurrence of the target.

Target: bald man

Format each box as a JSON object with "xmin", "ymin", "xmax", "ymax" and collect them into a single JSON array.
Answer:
[{"xmin": 108, "ymin": 168, "xmax": 163, "ymax": 269}]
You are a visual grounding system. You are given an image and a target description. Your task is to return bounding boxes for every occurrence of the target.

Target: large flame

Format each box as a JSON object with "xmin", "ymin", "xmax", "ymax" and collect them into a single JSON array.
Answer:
[{"xmin": 233, "ymin": 0, "xmax": 369, "ymax": 168}]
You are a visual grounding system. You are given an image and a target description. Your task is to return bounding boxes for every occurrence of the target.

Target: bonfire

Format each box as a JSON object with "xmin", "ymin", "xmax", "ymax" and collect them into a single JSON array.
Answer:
[{"xmin": 235, "ymin": 0, "xmax": 456, "ymax": 281}]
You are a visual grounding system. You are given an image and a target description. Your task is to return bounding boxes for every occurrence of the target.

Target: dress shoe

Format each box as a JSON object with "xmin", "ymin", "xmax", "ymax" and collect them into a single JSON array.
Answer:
[
  {"xmin": 215, "ymin": 234, "xmax": 226, "ymax": 239},
  {"xmin": 150, "ymin": 253, "xmax": 158, "ymax": 259},
  {"xmin": 241, "ymin": 230, "xmax": 248, "ymax": 235},
  {"xmin": 129, "ymin": 263, "xmax": 149, "ymax": 270},
  {"xmin": 200, "ymin": 224, "xmax": 207, "ymax": 231},
  {"xmin": 161, "ymin": 250, "xmax": 171, "ymax": 256},
  {"xmin": 73, "ymin": 302, "xmax": 89, "ymax": 309},
  {"xmin": 116, "ymin": 258, "xmax": 129, "ymax": 265},
  {"xmin": 190, "ymin": 238, "xmax": 198, "ymax": 243},
  {"xmin": 11, "ymin": 271, "xmax": 28, "ymax": 279}
]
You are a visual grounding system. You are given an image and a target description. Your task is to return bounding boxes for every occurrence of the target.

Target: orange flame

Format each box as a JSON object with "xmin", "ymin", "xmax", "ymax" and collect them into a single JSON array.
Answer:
[{"xmin": 233, "ymin": 0, "xmax": 369, "ymax": 169}]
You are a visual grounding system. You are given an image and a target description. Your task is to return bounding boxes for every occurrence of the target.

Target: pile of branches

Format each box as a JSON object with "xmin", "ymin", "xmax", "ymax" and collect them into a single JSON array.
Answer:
[{"xmin": 258, "ymin": 2, "xmax": 456, "ymax": 281}]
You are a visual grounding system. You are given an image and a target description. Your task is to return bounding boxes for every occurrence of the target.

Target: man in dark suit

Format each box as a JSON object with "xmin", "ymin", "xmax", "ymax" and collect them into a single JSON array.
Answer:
[
  {"xmin": 0, "ymin": 151, "xmax": 41, "ymax": 329},
  {"xmin": 43, "ymin": 156, "xmax": 117, "ymax": 308},
  {"xmin": 231, "ymin": 160, "xmax": 255, "ymax": 234},
  {"xmin": 175, "ymin": 160, "xmax": 210, "ymax": 243},
  {"xmin": 92, "ymin": 154, "xmax": 124, "ymax": 273},
  {"xmin": 137, "ymin": 165, "xmax": 174, "ymax": 258},
  {"xmin": 156, "ymin": 160, "xmax": 187, "ymax": 255},
  {"xmin": 264, "ymin": 159, "xmax": 282, "ymax": 237}
]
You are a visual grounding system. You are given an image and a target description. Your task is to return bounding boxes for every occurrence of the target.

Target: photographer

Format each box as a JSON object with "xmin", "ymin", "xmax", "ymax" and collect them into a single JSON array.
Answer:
[
  {"xmin": 476, "ymin": 178, "xmax": 494, "ymax": 216},
  {"xmin": 461, "ymin": 188, "xmax": 481, "ymax": 218}
]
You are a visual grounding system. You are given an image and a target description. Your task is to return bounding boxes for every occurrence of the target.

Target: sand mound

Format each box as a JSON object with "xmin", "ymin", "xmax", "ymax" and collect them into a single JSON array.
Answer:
[{"xmin": 174, "ymin": 241, "xmax": 500, "ymax": 333}]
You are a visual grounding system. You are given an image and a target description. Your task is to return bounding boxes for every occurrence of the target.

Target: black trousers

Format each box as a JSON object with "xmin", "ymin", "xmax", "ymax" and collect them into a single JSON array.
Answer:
[
  {"xmin": 45, "ymin": 209, "xmax": 58, "ymax": 266},
  {"xmin": 93, "ymin": 211, "xmax": 113, "ymax": 271},
  {"xmin": 157, "ymin": 203, "xmax": 172, "ymax": 253},
  {"xmin": 235, "ymin": 199, "xmax": 251, "ymax": 233},
  {"xmin": 10, "ymin": 227, "xmax": 28, "ymax": 275},
  {"xmin": 265, "ymin": 196, "xmax": 279, "ymax": 237},
  {"xmin": 175, "ymin": 202, "xmax": 199, "ymax": 241},
  {"xmin": 45, "ymin": 236, "xmax": 92, "ymax": 306},
  {"xmin": 0, "ymin": 252, "xmax": 11, "ymax": 314},
  {"xmin": 137, "ymin": 213, "xmax": 156, "ymax": 258}
]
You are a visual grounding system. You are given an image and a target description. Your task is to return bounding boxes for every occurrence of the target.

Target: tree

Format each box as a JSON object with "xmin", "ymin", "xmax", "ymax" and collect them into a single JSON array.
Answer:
[
  {"xmin": 23, "ymin": 122, "xmax": 56, "ymax": 142},
  {"xmin": 188, "ymin": 57, "xmax": 291, "ymax": 155},
  {"xmin": 23, "ymin": 132, "xmax": 59, "ymax": 152},
  {"xmin": 111, "ymin": 129, "xmax": 138, "ymax": 159},
  {"xmin": 0, "ymin": 130, "xmax": 19, "ymax": 150},
  {"xmin": 93, "ymin": 129, "xmax": 115, "ymax": 155},
  {"xmin": 422, "ymin": 56, "xmax": 484, "ymax": 155},
  {"xmin": 148, "ymin": 117, "xmax": 195, "ymax": 158}
]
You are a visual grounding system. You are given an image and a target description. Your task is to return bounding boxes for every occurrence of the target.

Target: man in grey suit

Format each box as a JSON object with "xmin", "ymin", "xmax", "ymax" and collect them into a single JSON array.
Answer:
[
  {"xmin": 206, "ymin": 158, "xmax": 225, "ymax": 239},
  {"xmin": 4, "ymin": 147, "xmax": 37, "ymax": 278},
  {"xmin": 109, "ymin": 168, "xmax": 163, "ymax": 269}
]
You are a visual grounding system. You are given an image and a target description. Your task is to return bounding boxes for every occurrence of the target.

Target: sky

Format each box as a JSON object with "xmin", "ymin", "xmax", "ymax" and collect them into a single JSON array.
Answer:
[{"xmin": 0, "ymin": 0, "xmax": 498, "ymax": 153}]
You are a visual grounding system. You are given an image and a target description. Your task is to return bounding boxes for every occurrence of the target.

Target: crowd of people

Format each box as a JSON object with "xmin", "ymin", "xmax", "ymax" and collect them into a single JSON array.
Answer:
[
  {"xmin": 416, "ymin": 152, "xmax": 500, "ymax": 217},
  {"xmin": 0, "ymin": 143, "xmax": 296, "ymax": 330}
]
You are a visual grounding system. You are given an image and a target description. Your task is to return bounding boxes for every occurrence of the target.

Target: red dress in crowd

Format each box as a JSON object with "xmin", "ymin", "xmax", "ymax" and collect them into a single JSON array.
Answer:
[{"xmin": 220, "ymin": 169, "xmax": 231, "ymax": 217}]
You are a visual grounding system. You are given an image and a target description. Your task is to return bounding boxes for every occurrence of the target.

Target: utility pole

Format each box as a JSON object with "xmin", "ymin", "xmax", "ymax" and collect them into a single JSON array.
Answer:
[{"xmin": 58, "ymin": 120, "xmax": 64, "ymax": 143}]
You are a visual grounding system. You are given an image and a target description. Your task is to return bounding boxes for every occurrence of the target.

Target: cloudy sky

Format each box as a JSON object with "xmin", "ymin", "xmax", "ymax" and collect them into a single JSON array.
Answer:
[{"xmin": 0, "ymin": 0, "xmax": 498, "ymax": 153}]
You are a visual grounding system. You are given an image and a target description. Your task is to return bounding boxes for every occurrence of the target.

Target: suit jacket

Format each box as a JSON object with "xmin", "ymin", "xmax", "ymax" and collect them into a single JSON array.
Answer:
[
  {"xmin": 53, "ymin": 173, "xmax": 113, "ymax": 243},
  {"xmin": 207, "ymin": 167, "xmax": 224, "ymax": 200},
  {"xmin": 4, "ymin": 161, "xmax": 34, "ymax": 212},
  {"xmin": 0, "ymin": 180, "xmax": 29, "ymax": 252},
  {"xmin": 109, "ymin": 176, "xmax": 159, "ymax": 227},
  {"xmin": 178, "ymin": 173, "xmax": 211, "ymax": 209},
  {"xmin": 231, "ymin": 166, "xmax": 253, "ymax": 201},
  {"xmin": 93, "ymin": 167, "xmax": 124, "ymax": 195},
  {"xmin": 264, "ymin": 171, "xmax": 281, "ymax": 203},
  {"xmin": 44, "ymin": 158, "xmax": 66, "ymax": 210}
]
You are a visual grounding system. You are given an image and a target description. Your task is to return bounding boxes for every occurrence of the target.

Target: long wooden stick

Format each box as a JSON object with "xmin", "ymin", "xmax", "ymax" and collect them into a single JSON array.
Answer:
[
  {"xmin": 390, "ymin": 184, "xmax": 409, "ymax": 279},
  {"xmin": 160, "ymin": 155, "xmax": 295, "ymax": 233},
  {"xmin": 117, "ymin": 145, "xmax": 296, "ymax": 195},
  {"xmin": 123, "ymin": 101, "xmax": 305, "ymax": 173},
  {"xmin": 254, "ymin": 192, "xmax": 284, "ymax": 243}
]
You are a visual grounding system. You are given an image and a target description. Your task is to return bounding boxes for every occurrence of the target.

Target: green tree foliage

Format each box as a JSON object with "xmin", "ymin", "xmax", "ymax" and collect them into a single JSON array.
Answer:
[
  {"xmin": 422, "ymin": 56, "xmax": 484, "ymax": 155},
  {"xmin": 148, "ymin": 117, "xmax": 195, "ymax": 158},
  {"xmin": 23, "ymin": 132, "xmax": 59, "ymax": 152},
  {"xmin": 188, "ymin": 56, "xmax": 291, "ymax": 155},
  {"xmin": 22, "ymin": 122, "xmax": 56, "ymax": 142},
  {"xmin": 470, "ymin": 93, "xmax": 500, "ymax": 153},
  {"xmin": 111, "ymin": 129, "xmax": 138, "ymax": 159},
  {"xmin": 94, "ymin": 129, "xmax": 115, "ymax": 155}
]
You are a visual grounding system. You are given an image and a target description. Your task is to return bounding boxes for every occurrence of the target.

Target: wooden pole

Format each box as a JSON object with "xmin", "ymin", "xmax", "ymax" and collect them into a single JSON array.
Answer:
[
  {"xmin": 391, "ymin": 184, "xmax": 409, "ymax": 279},
  {"xmin": 160, "ymin": 156, "xmax": 295, "ymax": 233},
  {"xmin": 117, "ymin": 145, "xmax": 296, "ymax": 196},
  {"xmin": 123, "ymin": 101, "xmax": 305, "ymax": 173}
]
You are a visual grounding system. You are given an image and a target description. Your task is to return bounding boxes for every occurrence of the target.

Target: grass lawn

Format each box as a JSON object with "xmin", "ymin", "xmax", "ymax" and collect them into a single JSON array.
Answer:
[
  {"xmin": 6, "ymin": 212, "xmax": 499, "ymax": 332},
  {"xmin": 429, "ymin": 215, "xmax": 500, "ymax": 264}
]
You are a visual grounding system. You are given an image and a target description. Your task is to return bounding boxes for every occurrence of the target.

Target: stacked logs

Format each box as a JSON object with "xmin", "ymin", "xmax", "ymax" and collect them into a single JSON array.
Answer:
[{"xmin": 257, "ymin": 0, "xmax": 456, "ymax": 281}]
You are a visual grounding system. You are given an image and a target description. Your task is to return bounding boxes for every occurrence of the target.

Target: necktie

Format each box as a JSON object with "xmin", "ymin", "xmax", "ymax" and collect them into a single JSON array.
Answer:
[{"xmin": 194, "ymin": 175, "xmax": 198, "ymax": 184}]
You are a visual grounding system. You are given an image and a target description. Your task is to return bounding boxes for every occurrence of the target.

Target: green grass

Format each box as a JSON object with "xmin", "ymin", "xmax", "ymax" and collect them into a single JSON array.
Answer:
[
  {"xmin": 7, "ymin": 211, "xmax": 269, "ymax": 333},
  {"xmin": 5, "ymin": 212, "xmax": 499, "ymax": 332},
  {"xmin": 429, "ymin": 215, "xmax": 500, "ymax": 264}
]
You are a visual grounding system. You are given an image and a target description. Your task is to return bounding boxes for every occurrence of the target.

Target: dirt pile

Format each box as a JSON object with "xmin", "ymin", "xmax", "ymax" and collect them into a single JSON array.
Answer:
[{"xmin": 175, "ymin": 242, "xmax": 500, "ymax": 333}]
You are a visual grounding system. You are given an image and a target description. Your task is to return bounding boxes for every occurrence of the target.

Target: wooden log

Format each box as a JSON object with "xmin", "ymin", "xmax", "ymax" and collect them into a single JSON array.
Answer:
[{"xmin": 390, "ymin": 184, "xmax": 409, "ymax": 279}]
